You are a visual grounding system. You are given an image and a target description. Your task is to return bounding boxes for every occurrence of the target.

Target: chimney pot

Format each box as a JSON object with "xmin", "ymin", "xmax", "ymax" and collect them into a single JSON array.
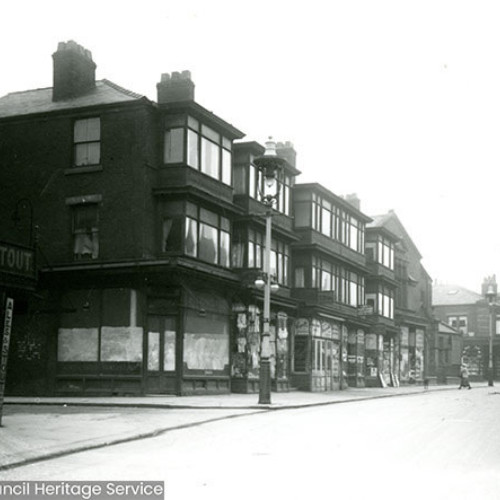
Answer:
[
  {"xmin": 157, "ymin": 69, "xmax": 195, "ymax": 103},
  {"xmin": 345, "ymin": 193, "xmax": 361, "ymax": 210},
  {"xmin": 276, "ymin": 140, "xmax": 297, "ymax": 169},
  {"xmin": 52, "ymin": 40, "xmax": 96, "ymax": 101}
]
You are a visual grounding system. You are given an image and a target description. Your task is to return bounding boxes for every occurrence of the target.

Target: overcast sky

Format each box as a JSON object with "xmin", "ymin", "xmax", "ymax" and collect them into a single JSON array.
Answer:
[{"xmin": 2, "ymin": 0, "xmax": 499, "ymax": 293}]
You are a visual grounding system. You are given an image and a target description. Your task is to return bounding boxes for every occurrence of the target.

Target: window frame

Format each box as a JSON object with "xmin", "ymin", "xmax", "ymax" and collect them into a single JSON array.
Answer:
[
  {"xmin": 183, "ymin": 204, "xmax": 231, "ymax": 268},
  {"xmin": 164, "ymin": 116, "xmax": 233, "ymax": 186},
  {"xmin": 72, "ymin": 203, "xmax": 99, "ymax": 260},
  {"xmin": 73, "ymin": 117, "xmax": 101, "ymax": 168}
]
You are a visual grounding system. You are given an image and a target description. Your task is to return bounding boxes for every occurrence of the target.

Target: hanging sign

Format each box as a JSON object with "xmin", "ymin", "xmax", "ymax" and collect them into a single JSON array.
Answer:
[{"xmin": 0, "ymin": 242, "xmax": 35, "ymax": 278}]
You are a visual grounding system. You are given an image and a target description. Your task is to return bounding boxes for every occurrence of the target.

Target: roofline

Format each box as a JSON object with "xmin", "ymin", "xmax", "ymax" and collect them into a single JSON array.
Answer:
[
  {"xmin": 158, "ymin": 100, "xmax": 245, "ymax": 140},
  {"xmin": 294, "ymin": 183, "xmax": 372, "ymax": 222}
]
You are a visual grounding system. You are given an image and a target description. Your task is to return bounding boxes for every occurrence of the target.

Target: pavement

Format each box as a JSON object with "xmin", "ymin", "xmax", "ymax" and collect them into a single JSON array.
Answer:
[{"xmin": 0, "ymin": 384, "xmax": 460, "ymax": 472}]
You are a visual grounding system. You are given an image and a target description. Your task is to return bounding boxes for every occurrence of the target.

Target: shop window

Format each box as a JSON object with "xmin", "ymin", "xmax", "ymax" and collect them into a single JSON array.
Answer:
[
  {"xmin": 74, "ymin": 117, "xmax": 100, "ymax": 167},
  {"xmin": 73, "ymin": 204, "xmax": 99, "ymax": 260},
  {"xmin": 293, "ymin": 336, "xmax": 308, "ymax": 373}
]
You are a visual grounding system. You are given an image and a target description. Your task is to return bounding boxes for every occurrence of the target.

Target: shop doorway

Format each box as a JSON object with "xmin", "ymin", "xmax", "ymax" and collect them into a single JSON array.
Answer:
[{"xmin": 145, "ymin": 316, "xmax": 177, "ymax": 394}]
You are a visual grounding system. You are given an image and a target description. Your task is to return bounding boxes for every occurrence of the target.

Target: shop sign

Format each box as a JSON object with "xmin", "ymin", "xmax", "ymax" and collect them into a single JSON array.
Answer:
[
  {"xmin": 365, "ymin": 334, "xmax": 377, "ymax": 350},
  {"xmin": 321, "ymin": 321, "xmax": 332, "ymax": 339},
  {"xmin": 311, "ymin": 319, "xmax": 321, "ymax": 337},
  {"xmin": 400, "ymin": 326, "xmax": 409, "ymax": 346},
  {"xmin": 0, "ymin": 297, "xmax": 14, "ymax": 425},
  {"xmin": 331, "ymin": 322, "xmax": 340, "ymax": 340},
  {"xmin": 357, "ymin": 305, "xmax": 373, "ymax": 316},
  {"xmin": 0, "ymin": 242, "xmax": 35, "ymax": 279},
  {"xmin": 357, "ymin": 330, "xmax": 364, "ymax": 344},
  {"xmin": 416, "ymin": 329, "xmax": 425, "ymax": 348},
  {"xmin": 295, "ymin": 318, "xmax": 310, "ymax": 336}
]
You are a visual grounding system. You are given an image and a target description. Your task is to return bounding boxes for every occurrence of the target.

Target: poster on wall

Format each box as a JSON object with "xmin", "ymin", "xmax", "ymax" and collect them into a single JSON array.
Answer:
[
  {"xmin": 295, "ymin": 318, "xmax": 310, "ymax": 336},
  {"xmin": 184, "ymin": 333, "xmax": 229, "ymax": 371},
  {"xmin": 101, "ymin": 327, "xmax": 143, "ymax": 362},
  {"xmin": 58, "ymin": 328, "xmax": 99, "ymax": 362},
  {"xmin": 365, "ymin": 333, "xmax": 377, "ymax": 350}
]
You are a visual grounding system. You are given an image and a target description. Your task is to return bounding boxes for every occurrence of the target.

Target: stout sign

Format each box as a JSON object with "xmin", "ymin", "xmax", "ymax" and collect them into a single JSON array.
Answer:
[{"xmin": 0, "ymin": 242, "xmax": 35, "ymax": 279}]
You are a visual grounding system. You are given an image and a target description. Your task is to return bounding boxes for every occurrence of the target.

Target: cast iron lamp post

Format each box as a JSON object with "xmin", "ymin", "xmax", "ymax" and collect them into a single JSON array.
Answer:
[
  {"xmin": 484, "ymin": 276, "xmax": 497, "ymax": 387},
  {"xmin": 253, "ymin": 138, "xmax": 286, "ymax": 405}
]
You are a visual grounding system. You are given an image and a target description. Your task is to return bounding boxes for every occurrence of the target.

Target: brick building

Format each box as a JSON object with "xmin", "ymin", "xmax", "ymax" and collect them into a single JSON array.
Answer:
[
  {"xmin": 433, "ymin": 282, "xmax": 498, "ymax": 381},
  {"xmin": 0, "ymin": 41, "xmax": 436, "ymax": 396},
  {"xmin": 367, "ymin": 211, "xmax": 435, "ymax": 385}
]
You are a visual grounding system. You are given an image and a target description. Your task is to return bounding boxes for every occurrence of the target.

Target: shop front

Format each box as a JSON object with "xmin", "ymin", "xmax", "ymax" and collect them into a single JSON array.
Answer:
[
  {"xmin": 291, "ymin": 315, "xmax": 346, "ymax": 392},
  {"xmin": 231, "ymin": 303, "xmax": 292, "ymax": 394},
  {"xmin": 1, "ymin": 240, "xmax": 39, "ymax": 396}
]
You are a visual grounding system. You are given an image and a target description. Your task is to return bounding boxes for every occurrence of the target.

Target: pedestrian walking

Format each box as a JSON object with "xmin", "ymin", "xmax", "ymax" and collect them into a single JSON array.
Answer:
[{"xmin": 459, "ymin": 365, "xmax": 471, "ymax": 389}]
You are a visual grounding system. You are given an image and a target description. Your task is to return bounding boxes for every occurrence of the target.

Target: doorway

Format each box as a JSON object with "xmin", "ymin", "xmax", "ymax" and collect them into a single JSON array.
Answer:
[{"xmin": 145, "ymin": 315, "xmax": 177, "ymax": 394}]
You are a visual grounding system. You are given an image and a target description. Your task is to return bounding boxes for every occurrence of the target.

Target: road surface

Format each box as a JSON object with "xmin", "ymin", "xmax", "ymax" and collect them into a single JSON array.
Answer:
[{"xmin": 1, "ymin": 387, "xmax": 499, "ymax": 500}]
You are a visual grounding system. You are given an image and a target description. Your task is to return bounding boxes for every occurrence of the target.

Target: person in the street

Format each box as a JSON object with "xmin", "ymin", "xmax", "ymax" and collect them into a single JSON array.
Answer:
[{"xmin": 459, "ymin": 365, "xmax": 471, "ymax": 389}]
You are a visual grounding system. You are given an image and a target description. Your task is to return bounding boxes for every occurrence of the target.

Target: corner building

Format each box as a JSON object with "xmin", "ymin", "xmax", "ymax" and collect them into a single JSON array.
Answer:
[{"xmin": 0, "ymin": 41, "xmax": 434, "ymax": 396}]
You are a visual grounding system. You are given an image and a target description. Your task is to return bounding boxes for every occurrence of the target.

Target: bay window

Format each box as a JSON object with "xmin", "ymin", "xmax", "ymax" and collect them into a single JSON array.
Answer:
[
  {"xmin": 184, "ymin": 205, "xmax": 230, "ymax": 267},
  {"xmin": 367, "ymin": 287, "xmax": 394, "ymax": 318},
  {"xmin": 164, "ymin": 116, "xmax": 232, "ymax": 185}
]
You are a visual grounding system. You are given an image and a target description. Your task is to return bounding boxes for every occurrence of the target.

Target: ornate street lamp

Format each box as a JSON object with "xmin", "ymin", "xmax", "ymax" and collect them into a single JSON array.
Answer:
[
  {"xmin": 253, "ymin": 138, "xmax": 286, "ymax": 404},
  {"xmin": 484, "ymin": 275, "xmax": 497, "ymax": 387}
]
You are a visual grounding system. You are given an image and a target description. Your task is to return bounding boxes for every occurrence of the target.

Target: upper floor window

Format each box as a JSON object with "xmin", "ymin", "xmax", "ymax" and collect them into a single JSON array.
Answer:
[
  {"xmin": 74, "ymin": 118, "xmax": 101, "ymax": 167},
  {"xmin": 271, "ymin": 239, "xmax": 290, "ymax": 286},
  {"xmin": 366, "ymin": 287, "xmax": 394, "ymax": 319},
  {"xmin": 73, "ymin": 203, "xmax": 99, "ymax": 260},
  {"xmin": 247, "ymin": 229, "xmax": 263, "ymax": 269},
  {"xmin": 308, "ymin": 193, "xmax": 365, "ymax": 253},
  {"xmin": 448, "ymin": 315, "xmax": 468, "ymax": 335},
  {"xmin": 378, "ymin": 236, "xmax": 394, "ymax": 270},
  {"xmin": 185, "ymin": 204, "xmax": 230, "ymax": 267},
  {"xmin": 164, "ymin": 116, "xmax": 232, "ymax": 186},
  {"xmin": 310, "ymin": 256, "xmax": 364, "ymax": 307}
]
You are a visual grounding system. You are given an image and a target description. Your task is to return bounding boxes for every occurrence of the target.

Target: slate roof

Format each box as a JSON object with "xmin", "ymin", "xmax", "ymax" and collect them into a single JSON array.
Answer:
[
  {"xmin": 368, "ymin": 210, "xmax": 422, "ymax": 259},
  {"xmin": 432, "ymin": 283, "xmax": 482, "ymax": 306},
  {"xmin": 0, "ymin": 79, "xmax": 146, "ymax": 118}
]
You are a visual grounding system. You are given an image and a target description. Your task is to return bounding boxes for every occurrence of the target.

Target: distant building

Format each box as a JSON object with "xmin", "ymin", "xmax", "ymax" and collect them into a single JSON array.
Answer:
[
  {"xmin": 368, "ymin": 211, "xmax": 435, "ymax": 385},
  {"xmin": 433, "ymin": 282, "xmax": 498, "ymax": 381}
]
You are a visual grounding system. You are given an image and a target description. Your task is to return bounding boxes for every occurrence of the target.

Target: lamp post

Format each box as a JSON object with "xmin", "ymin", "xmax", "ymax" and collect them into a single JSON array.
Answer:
[
  {"xmin": 253, "ymin": 138, "xmax": 285, "ymax": 405},
  {"xmin": 484, "ymin": 275, "xmax": 497, "ymax": 387}
]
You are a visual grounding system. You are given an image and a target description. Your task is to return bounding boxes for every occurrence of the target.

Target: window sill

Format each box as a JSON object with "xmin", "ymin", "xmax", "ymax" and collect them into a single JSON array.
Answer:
[{"xmin": 65, "ymin": 165, "xmax": 103, "ymax": 175}]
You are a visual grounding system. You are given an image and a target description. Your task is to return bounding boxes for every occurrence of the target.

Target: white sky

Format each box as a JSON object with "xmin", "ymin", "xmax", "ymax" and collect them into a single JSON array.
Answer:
[{"xmin": 1, "ymin": 0, "xmax": 499, "ymax": 293}]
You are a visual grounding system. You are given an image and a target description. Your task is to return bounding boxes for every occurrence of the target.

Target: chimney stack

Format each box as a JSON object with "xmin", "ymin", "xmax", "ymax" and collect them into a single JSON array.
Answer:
[
  {"xmin": 345, "ymin": 193, "xmax": 361, "ymax": 211},
  {"xmin": 276, "ymin": 141, "xmax": 296, "ymax": 168},
  {"xmin": 157, "ymin": 71, "xmax": 195, "ymax": 103},
  {"xmin": 52, "ymin": 41, "xmax": 96, "ymax": 101}
]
